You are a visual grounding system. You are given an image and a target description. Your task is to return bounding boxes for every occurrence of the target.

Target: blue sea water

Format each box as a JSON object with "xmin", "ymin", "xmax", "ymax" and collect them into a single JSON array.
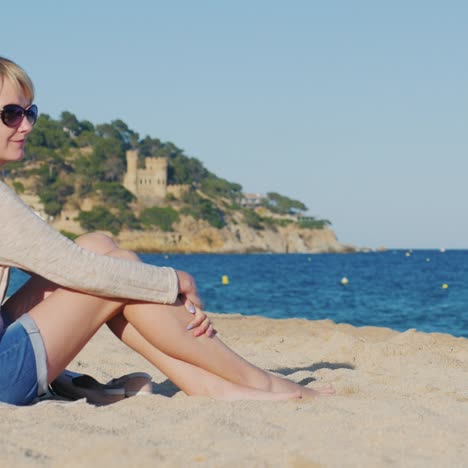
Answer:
[{"xmin": 7, "ymin": 250, "xmax": 468, "ymax": 338}]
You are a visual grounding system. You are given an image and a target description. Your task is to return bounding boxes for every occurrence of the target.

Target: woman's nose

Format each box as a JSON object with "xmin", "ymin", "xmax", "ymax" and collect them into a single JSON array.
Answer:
[{"xmin": 17, "ymin": 115, "xmax": 34, "ymax": 134}]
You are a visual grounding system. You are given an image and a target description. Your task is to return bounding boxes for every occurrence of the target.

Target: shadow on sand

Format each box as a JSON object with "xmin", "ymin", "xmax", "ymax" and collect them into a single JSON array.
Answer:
[
  {"xmin": 152, "ymin": 361, "xmax": 354, "ymax": 396},
  {"xmin": 270, "ymin": 361, "xmax": 354, "ymax": 385}
]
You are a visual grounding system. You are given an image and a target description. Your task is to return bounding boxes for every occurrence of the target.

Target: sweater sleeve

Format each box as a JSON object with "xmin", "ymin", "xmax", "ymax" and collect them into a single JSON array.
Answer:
[{"xmin": 0, "ymin": 181, "xmax": 179, "ymax": 304}]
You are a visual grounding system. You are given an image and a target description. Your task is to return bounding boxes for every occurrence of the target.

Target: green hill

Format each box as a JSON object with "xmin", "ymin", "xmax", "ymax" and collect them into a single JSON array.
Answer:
[{"xmin": 4, "ymin": 111, "xmax": 331, "ymax": 242}]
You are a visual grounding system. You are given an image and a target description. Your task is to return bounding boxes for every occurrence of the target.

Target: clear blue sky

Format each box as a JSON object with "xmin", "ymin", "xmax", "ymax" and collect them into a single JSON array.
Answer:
[{"xmin": 3, "ymin": 1, "xmax": 467, "ymax": 248}]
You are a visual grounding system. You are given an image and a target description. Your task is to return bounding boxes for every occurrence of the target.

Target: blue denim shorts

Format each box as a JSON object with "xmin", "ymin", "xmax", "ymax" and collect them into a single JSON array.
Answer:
[{"xmin": 0, "ymin": 312, "xmax": 49, "ymax": 405}]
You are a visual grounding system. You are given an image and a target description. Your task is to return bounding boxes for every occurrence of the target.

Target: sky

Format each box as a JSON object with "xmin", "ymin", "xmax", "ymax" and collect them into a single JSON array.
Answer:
[{"xmin": 2, "ymin": 1, "xmax": 467, "ymax": 249}]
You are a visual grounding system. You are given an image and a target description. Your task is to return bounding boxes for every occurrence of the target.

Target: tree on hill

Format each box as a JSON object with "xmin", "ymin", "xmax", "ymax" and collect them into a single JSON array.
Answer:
[
  {"xmin": 140, "ymin": 206, "xmax": 180, "ymax": 231},
  {"xmin": 138, "ymin": 136, "xmax": 164, "ymax": 158},
  {"xmin": 95, "ymin": 181, "xmax": 135, "ymax": 210},
  {"xmin": 297, "ymin": 217, "xmax": 331, "ymax": 229},
  {"xmin": 200, "ymin": 173, "xmax": 242, "ymax": 201},
  {"xmin": 60, "ymin": 111, "xmax": 81, "ymax": 137},
  {"xmin": 168, "ymin": 154, "xmax": 207, "ymax": 185},
  {"xmin": 35, "ymin": 162, "xmax": 74, "ymax": 216},
  {"xmin": 27, "ymin": 114, "xmax": 71, "ymax": 157},
  {"xmin": 181, "ymin": 191, "xmax": 226, "ymax": 229},
  {"xmin": 97, "ymin": 120, "xmax": 139, "ymax": 150},
  {"xmin": 263, "ymin": 192, "xmax": 308, "ymax": 215},
  {"xmin": 59, "ymin": 111, "xmax": 96, "ymax": 143},
  {"xmin": 75, "ymin": 137, "xmax": 125, "ymax": 182},
  {"xmin": 77, "ymin": 206, "xmax": 122, "ymax": 235}
]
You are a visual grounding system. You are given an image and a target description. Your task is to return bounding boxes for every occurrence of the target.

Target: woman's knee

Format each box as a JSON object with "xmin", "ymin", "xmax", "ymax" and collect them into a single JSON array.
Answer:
[
  {"xmin": 107, "ymin": 248, "xmax": 141, "ymax": 263},
  {"xmin": 75, "ymin": 232, "xmax": 141, "ymax": 263},
  {"xmin": 75, "ymin": 232, "xmax": 119, "ymax": 255}
]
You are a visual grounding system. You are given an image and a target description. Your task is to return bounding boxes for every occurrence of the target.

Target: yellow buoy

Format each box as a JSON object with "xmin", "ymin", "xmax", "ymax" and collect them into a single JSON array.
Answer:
[
  {"xmin": 340, "ymin": 277, "xmax": 349, "ymax": 286},
  {"xmin": 405, "ymin": 252, "xmax": 411, "ymax": 257},
  {"xmin": 442, "ymin": 283, "xmax": 448, "ymax": 289},
  {"xmin": 222, "ymin": 275, "xmax": 229, "ymax": 285}
]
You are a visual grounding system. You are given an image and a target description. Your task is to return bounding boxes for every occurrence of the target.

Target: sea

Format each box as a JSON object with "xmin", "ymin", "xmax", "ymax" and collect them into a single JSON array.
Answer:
[{"xmin": 7, "ymin": 250, "xmax": 468, "ymax": 338}]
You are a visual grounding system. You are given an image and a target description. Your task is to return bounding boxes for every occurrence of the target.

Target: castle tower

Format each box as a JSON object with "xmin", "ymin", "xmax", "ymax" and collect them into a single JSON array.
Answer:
[
  {"xmin": 123, "ymin": 150, "xmax": 138, "ymax": 195},
  {"xmin": 123, "ymin": 150, "xmax": 168, "ymax": 206}
]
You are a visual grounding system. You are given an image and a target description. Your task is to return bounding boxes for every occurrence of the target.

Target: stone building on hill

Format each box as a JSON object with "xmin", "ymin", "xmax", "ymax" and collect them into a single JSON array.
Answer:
[
  {"xmin": 123, "ymin": 150, "xmax": 168, "ymax": 206},
  {"xmin": 240, "ymin": 193, "xmax": 266, "ymax": 209}
]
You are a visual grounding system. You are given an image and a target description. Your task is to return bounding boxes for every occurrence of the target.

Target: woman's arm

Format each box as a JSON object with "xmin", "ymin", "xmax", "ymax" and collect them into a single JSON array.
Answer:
[{"xmin": 0, "ymin": 181, "xmax": 179, "ymax": 304}]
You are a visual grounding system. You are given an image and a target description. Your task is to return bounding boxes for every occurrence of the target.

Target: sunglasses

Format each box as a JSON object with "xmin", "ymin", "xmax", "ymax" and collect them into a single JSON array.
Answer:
[{"xmin": 0, "ymin": 104, "xmax": 38, "ymax": 128}]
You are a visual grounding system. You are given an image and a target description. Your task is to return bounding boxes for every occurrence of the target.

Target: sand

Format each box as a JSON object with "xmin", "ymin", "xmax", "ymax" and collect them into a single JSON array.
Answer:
[{"xmin": 1, "ymin": 313, "xmax": 467, "ymax": 468}]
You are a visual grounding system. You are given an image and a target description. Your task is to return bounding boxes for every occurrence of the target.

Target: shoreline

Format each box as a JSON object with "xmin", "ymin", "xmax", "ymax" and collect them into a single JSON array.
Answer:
[
  {"xmin": 1, "ymin": 314, "xmax": 466, "ymax": 467},
  {"xmin": 114, "ymin": 225, "xmax": 361, "ymax": 254}
]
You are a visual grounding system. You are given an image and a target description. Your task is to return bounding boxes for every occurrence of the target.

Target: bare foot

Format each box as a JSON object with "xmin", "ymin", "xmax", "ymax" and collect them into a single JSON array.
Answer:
[
  {"xmin": 219, "ymin": 387, "xmax": 301, "ymax": 401},
  {"xmin": 269, "ymin": 374, "xmax": 335, "ymax": 398},
  {"xmin": 300, "ymin": 384, "xmax": 336, "ymax": 398}
]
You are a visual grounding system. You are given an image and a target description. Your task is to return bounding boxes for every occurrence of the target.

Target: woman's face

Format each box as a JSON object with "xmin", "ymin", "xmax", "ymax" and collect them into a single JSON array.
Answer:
[{"xmin": 0, "ymin": 78, "xmax": 34, "ymax": 167}]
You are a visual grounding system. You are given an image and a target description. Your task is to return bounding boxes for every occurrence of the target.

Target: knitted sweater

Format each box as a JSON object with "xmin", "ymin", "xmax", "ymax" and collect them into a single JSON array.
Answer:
[{"xmin": 0, "ymin": 181, "xmax": 179, "ymax": 333}]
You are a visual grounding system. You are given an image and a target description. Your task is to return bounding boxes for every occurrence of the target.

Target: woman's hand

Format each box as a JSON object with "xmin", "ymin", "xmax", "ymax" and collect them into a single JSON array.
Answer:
[
  {"xmin": 175, "ymin": 270, "xmax": 216, "ymax": 337},
  {"xmin": 175, "ymin": 270, "xmax": 203, "ymax": 311},
  {"xmin": 186, "ymin": 307, "xmax": 217, "ymax": 337}
]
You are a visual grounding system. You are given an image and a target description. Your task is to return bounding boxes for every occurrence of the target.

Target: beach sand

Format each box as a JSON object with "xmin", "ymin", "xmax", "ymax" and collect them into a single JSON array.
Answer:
[{"xmin": 1, "ymin": 313, "xmax": 467, "ymax": 467}]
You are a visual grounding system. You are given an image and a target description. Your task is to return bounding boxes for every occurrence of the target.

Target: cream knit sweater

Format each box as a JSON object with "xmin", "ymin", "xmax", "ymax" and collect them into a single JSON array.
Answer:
[{"xmin": 0, "ymin": 181, "xmax": 179, "ymax": 333}]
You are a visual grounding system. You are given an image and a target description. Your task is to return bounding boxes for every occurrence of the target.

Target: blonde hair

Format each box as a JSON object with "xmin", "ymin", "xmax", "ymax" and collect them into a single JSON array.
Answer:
[{"xmin": 0, "ymin": 56, "xmax": 35, "ymax": 103}]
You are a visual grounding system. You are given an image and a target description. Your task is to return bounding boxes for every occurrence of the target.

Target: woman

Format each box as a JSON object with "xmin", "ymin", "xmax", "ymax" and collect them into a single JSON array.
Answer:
[{"xmin": 0, "ymin": 56, "xmax": 334, "ymax": 405}]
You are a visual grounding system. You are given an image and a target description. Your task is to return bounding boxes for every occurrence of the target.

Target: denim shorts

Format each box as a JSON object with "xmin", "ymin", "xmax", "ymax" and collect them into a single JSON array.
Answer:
[{"xmin": 0, "ymin": 312, "xmax": 48, "ymax": 405}]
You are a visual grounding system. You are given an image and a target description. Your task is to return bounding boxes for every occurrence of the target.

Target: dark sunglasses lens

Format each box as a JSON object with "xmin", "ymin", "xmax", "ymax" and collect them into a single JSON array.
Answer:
[
  {"xmin": 2, "ymin": 105, "xmax": 24, "ymax": 127},
  {"xmin": 25, "ymin": 105, "xmax": 38, "ymax": 126}
]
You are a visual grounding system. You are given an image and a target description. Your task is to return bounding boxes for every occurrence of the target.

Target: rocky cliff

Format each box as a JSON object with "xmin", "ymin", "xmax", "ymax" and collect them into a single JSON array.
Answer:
[
  {"xmin": 12, "ymin": 184, "xmax": 356, "ymax": 254},
  {"xmin": 116, "ymin": 216, "xmax": 356, "ymax": 254}
]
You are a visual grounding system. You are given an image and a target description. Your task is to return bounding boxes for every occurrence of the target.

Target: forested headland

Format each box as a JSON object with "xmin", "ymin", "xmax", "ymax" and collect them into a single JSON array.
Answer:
[{"xmin": 3, "ymin": 112, "xmax": 352, "ymax": 253}]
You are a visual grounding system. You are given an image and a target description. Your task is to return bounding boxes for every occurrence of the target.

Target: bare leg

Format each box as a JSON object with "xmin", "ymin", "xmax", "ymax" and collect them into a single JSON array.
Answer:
[
  {"xmin": 4, "ymin": 233, "xmax": 333, "ymax": 398},
  {"xmin": 5, "ymin": 276, "xmax": 299, "ymax": 400},
  {"xmin": 74, "ymin": 235, "xmax": 326, "ymax": 396},
  {"xmin": 86, "ymin": 235, "xmax": 334, "ymax": 397},
  {"xmin": 107, "ymin": 314, "xmax": 301, "ymax": 400},
  {"xmin": 118, "ymin": 300, "xmax": 333, "ymax": 397}
]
